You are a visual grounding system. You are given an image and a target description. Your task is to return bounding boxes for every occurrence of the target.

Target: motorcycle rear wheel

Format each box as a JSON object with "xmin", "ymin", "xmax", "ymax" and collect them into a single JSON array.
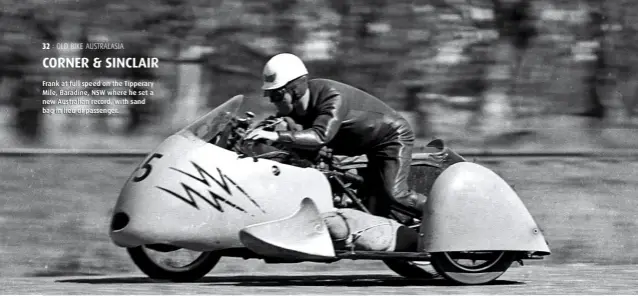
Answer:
[
  {"xmin": 127, "ymin": 246, "xmax": 221, "ymax": 282},
  {"xmin": 430, "ymin": 251, "xmax": 516, "ymax": 285}
]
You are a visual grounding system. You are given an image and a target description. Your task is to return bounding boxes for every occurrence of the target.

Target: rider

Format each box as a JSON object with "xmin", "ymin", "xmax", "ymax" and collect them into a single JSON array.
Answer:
[{"xmin": 246, "ymin": 53, "xmax": 428, "ymax": 217}]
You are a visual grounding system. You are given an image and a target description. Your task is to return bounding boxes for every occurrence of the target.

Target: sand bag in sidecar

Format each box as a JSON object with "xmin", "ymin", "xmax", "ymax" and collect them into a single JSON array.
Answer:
[{"xmin": 322, "ymin": 209, "xmax": 418, "ymax": 252}]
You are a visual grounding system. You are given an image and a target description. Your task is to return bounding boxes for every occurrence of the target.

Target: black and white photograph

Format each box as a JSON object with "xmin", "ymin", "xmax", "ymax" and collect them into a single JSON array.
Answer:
[{"xmin": 1, "ymin": 0, "xmax": 637, "ymax": 294}]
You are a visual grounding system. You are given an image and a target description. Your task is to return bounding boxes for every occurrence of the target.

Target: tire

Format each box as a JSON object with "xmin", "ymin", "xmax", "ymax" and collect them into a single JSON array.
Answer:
[
  {"xmin": 383, "ymin": 259, "xmax": 438, "ymax": 279},
  {"xmin": 430, "ymin": 251, "xmax": 516, "ymax": 285},
  {"xmin": 127, "ymin": 246, "xmax": 221, "ymax": 282}
]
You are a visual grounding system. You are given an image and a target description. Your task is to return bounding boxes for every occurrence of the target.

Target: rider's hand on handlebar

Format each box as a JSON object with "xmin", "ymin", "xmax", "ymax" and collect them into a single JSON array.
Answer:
[
  {"xmin": 245, "ymin": 129, "xmax": 279, "ymax": 142},
  {"xmin": 262, "ymin": 115, "xmax": 279, "ymax": 125}
]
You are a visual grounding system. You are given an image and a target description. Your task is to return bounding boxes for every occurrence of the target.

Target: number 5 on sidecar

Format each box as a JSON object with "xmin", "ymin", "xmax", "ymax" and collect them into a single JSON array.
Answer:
[{"xmin": 109, "ymin": 95, "xmax": 550, "ymax": 285}]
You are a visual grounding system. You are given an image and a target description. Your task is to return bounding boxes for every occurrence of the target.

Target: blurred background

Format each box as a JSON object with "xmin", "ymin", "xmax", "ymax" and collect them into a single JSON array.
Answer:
[{"xmin": 1, "ymin": 0, "xmax": 637, "ymax": 151}]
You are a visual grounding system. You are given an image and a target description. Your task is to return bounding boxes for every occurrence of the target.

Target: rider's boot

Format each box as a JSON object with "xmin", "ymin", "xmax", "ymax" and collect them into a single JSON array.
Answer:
[{"xmin": 397, "ymin": 191, "xmax": 428, "ymax": 216}]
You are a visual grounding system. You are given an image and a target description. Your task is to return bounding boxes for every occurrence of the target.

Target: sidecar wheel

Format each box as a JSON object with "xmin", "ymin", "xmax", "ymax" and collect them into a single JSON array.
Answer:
[
  {"xmin": 127, "ymin": 246, "xmax": 221, "ymax": 282},
  {"xmin": 430, "ymin": 251, "xmax": 516, "ymax": 285},
  {"xmin": 383, "ymin": 259, "xmax": 438, "ymax": 279}
]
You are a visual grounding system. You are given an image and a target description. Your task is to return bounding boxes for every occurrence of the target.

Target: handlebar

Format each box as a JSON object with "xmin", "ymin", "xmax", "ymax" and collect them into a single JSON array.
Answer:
[
  {"xmin": 226, "ymin": 113, "xmax": 297, "ymax": 161},
  {"xmin": 228, "ymin": 114, "xmax": 362, "ymax": 182}
]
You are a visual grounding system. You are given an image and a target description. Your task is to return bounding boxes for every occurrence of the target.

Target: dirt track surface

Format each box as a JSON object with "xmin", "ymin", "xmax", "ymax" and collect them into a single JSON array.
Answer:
[{"xmin": 2, "ymin": 264, "xmax": 637, "ymax": 294}]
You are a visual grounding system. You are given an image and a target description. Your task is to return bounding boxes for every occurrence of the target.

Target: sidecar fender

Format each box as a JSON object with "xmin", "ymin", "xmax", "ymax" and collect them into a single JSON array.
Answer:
[{"xmin": 418, "ymin": 162, "xmax": 550, "ymax": 254}]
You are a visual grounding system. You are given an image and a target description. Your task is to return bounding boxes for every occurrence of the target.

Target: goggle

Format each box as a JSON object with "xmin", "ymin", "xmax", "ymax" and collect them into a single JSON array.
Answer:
[{"xmin": 264, "ymin": 87, "xmax": 287, "ymax": 103}]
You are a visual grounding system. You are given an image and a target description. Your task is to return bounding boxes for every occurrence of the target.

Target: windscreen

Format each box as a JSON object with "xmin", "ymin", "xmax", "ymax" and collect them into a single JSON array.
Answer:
[
  {"xmin": 177, "ymin": 95, "xmax": 246, "ymax": 143},
  {"xmin": 177, "ymin": 94, "xmax": 276, "ymax": 145}
]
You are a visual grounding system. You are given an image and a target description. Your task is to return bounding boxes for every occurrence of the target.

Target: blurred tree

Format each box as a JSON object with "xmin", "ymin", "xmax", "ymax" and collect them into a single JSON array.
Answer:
[
  {"xmin": 324, "ymin": 0, "xmax": 398, "ymax": 93},
  {"xmin": 576, "ymin": 2, "xmax": 607, "ymax": 119},
  {"xmin": 492, "ymin": 0, "xmax": 537, "ymax": 126},
  {"xmin": 0, "ymin": 4, "xmax": 62, "ymax": 143},
  {"xmin": 270, "ymin": 0, "xmax": 301, "ymax": 52},
  {"xmin": 404, "ymin": 84, "xmax": 431, "ymax": 138},
  {"xmin": 433, "ymin": 0, "xmax": 537, "ymax": 135},
  {"xmin": 6, "ymin": 47, "xmax": 43, "ymax": 143},
  {"xmin": 604, "ymin": 0, "xmax": 638, "ymax": 120}
]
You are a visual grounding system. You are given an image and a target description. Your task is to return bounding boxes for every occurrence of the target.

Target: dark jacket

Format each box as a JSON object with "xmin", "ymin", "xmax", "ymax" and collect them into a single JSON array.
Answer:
[{"xmin": 277, "ymin": 78, "xmax": 413, "ymax": 156}]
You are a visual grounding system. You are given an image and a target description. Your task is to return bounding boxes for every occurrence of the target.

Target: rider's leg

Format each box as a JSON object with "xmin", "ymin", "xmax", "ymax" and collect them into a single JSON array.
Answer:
[
  {"xmin": 364, "ymin": 122, "xmax": 428, "ymax": 217},
  {"xmin": 363, "ymin": 148, "xmax": 427, "ymax": 218}
]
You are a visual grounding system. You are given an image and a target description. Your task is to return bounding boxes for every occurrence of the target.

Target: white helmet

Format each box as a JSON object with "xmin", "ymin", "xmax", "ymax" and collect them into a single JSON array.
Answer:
[{"xmin": 261, "ymin": 53, "xmax": 308, "ymax": 90}]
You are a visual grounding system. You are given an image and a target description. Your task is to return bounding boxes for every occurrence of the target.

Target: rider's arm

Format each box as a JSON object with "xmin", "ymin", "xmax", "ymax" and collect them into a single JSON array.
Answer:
[{"xmin": 276, "ymin": 91, "xmax": 347, "ymax": 150}]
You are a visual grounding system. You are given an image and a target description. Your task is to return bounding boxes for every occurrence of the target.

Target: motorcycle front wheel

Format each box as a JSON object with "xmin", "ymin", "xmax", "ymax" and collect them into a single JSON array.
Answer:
[{"xmin": 127, "ymin": 246, "xmax": 221, "ymax": 282}]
